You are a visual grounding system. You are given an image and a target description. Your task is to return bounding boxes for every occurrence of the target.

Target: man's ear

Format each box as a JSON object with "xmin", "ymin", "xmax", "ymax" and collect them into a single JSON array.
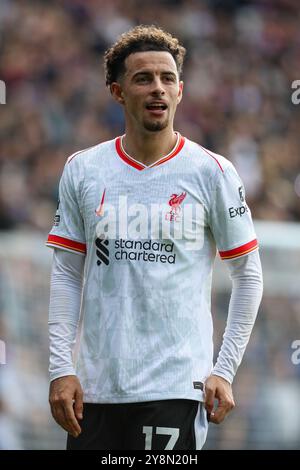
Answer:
[
  {"xmin": 110, "ymin": 82, "xmax": 125, "ymax": 105},
  {"xmin": 177, "ymin": 81, "xmax": 184, "ymax": 104}
]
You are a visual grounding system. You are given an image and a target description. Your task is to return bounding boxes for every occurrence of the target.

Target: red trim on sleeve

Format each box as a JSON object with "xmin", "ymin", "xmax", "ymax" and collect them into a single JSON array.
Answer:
[
  {"xmin": 46, "ymin": 234, "xmax": 86, "ymax": 254},
  {"xmin": 219, "ymin": 239, "xmax": 258, "ymax": 260}
]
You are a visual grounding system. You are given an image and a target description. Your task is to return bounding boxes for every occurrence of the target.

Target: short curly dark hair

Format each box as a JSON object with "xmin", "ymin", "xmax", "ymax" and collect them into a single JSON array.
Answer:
[{"xmin": 104, "ymin": 25, "xmax": 186, "ymax": 88}]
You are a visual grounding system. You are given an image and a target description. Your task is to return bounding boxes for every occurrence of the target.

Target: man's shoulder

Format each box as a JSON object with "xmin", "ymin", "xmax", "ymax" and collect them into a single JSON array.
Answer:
[
  {"xmin": 184, "ymin": 137, "xmax": 233, "ymax": 176},
  {"xmin": 66, "ymin": 137, "xmax": 116, "ymax": 167}
]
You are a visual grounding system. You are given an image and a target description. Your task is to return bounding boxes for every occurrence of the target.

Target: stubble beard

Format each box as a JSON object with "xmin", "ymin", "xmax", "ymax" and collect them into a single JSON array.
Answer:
[{"xmin": 143, "ymin": 117, "xmax": 169, "ymax": 132}]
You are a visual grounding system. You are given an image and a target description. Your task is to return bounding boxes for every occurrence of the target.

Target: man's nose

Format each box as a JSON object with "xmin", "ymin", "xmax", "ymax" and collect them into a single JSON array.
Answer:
[{"xmin": 150, "ymin": 78, "xmax": 165, "ymax": 95}]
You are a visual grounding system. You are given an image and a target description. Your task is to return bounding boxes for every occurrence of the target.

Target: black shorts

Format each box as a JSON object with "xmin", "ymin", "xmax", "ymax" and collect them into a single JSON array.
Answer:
[{"xmin": 67, "ymin": 399, "xmax": 208, "ymax": 450}]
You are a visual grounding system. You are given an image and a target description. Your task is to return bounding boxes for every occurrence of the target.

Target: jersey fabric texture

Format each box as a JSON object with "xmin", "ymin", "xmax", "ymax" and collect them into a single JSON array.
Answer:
[
  {"xmin": 46, "ymin": 132, "xmax": 258, "ymax": 404},
  {"xmin": 66, "ymin": 399, "xmax": 208, "ymax": 450}
]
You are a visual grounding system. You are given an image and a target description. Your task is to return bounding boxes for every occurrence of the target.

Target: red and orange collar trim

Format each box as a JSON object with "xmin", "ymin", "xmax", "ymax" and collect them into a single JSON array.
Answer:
[{"xmin": 115, "ymin": 132, "xmax": 185, "ymax": 171}]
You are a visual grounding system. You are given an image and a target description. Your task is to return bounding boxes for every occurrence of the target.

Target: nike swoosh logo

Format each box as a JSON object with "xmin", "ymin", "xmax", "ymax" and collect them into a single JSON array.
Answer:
[{"xmin": 95, "ymin": 188, "xmax": 106, "ymax": 217}]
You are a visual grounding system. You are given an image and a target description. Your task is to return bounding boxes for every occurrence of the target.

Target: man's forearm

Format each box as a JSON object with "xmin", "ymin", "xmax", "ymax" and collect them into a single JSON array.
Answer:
[
  {"xmin": 212, "ymin": 249, "xmax": 263, "ymax": 383},
  {"xmin": 49, "ymin": 249, "xmax": 85, "ymax": 381}
]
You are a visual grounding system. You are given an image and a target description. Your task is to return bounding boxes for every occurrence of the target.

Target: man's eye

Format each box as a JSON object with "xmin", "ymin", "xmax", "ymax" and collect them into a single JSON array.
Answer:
[
  {"xmin": 164, "ymin": 76, "xmax": 175, "ymax": 82},
  {"xmin": 136, "ymin": 76, "xmax": 149, "ymax": 82}
]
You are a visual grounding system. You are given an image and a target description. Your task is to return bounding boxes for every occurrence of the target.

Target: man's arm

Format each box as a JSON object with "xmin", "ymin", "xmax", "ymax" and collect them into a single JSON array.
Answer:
[
  {"xmin": 204, "ymin": 249, "xmax": 263, "ymax": 424},
  {"xmin": 48, "ymin": 249, "xmax": 85, "ymax": 437}
]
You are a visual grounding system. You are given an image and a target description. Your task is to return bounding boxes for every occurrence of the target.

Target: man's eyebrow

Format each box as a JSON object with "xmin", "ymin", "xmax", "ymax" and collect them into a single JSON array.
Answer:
[
  {"xmin": 131, "ymin": 70, "xmax": 177, "ymax": 79},
  {"xmin": 131, "ymin": 71, "xmax": 151, "ymax": 78}
]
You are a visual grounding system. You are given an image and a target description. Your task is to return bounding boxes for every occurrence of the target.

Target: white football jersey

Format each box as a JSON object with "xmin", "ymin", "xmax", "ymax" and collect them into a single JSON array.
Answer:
[{"xmin": 46, "ymin": 132, "xmax": 258, "ymax": 403}]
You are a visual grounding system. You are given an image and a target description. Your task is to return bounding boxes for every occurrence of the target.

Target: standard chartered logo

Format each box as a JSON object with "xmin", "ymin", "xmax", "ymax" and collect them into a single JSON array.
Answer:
[
  {"xmin": 95, "ymin": 196, "xmax": 204, "ymax": 251},
  {"xmin": 95, "ymin": 235, "xmax": 110, "ymax": 266}
]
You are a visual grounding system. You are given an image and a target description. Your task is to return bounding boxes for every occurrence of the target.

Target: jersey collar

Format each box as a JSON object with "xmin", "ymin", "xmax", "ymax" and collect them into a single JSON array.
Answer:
[{"xmin": 115, "ymin": 132, "xmax": 185, "ymax": 171}]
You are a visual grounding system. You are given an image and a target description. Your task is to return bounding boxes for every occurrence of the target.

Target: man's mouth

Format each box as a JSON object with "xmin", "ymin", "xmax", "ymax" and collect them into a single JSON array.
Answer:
[{"xmin": 145, "ymin": 102, "xmax": 168, "ymax": 115}]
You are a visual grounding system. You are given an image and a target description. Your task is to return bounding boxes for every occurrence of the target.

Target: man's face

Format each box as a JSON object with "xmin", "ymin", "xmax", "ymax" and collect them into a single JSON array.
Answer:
[{"xmin": 112, "ymin": 51, "xmax": 183, "ymax": 133}]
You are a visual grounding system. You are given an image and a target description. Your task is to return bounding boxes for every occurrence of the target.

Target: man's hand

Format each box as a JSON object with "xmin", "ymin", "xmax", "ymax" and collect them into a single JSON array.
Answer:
[
  {"xmin": 204, "ymin": 375, "xmax": 235, "ymax": 424},
  {"xmin": 49, "ymin": 375, "xmax": 83, "ymax": 438}
]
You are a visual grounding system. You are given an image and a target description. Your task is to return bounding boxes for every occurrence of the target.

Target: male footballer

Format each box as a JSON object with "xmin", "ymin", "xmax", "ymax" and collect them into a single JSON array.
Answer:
[{"xmin": 47, "ymin": 25, "xmax": 263, "ymax": 450}]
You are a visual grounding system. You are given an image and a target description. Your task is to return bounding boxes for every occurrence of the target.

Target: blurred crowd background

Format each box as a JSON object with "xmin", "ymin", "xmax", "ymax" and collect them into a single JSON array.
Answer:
[{"xmin": 0, "ymin": 0, "xmax": 300, "ymax": 450}]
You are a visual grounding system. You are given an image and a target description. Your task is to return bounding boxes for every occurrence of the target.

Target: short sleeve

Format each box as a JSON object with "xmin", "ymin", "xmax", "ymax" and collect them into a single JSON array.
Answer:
[
  {"xmin": 46, "ymin": 161, "xmax": 86, "ymax": 255},
  {"xmin": 209, "ymin": 163, "xmax": 258, "ymax": 260}
]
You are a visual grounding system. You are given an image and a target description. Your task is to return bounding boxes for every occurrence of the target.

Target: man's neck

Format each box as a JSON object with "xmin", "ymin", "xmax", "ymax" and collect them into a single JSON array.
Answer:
[{"xmin": 122, "ymin": 128, "xmax": 178, "ymax": 167}]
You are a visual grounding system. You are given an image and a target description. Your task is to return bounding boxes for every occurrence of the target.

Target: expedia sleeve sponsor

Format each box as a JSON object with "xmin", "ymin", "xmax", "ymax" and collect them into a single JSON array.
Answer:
[
  {"xmin": 209, "ymin": 163, "xmax": 258, "ymax": 259},
  {"xmin": 228, "ymin": 204, "xmax": 248, "ymax": 218}
]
